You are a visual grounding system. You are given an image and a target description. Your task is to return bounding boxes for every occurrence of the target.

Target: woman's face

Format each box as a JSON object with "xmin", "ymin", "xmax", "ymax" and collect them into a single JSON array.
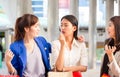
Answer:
[
  {"xmin": 107, "ymin": 21, "xmax": 115, "ymax": 38},
  {"xmin": 25, "ymin": 21, "xmax": 40, "ymax": 38},
  {"xmin": 60, "ymin": 19, "xmax": 76, "ymax": 37}
]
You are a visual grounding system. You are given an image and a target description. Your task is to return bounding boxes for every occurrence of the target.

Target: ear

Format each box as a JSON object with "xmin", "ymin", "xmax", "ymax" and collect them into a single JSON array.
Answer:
[
  {"xmin": 24, "ymin": 27, "xmax": 29, "ymax": 32},
  {"xmin": 73, "ymin": 26, "xmax": 77, "ymax": 31}
]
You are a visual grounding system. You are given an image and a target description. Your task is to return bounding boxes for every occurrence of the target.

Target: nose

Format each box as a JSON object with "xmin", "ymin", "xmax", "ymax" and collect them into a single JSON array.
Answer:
[
  {"xmin": 61, "ymin": 26, "xmax": 65, "ymax": 30},
  {"xmin": 106, "ymin": 26, "xmax": 109, "ymax": 31}
]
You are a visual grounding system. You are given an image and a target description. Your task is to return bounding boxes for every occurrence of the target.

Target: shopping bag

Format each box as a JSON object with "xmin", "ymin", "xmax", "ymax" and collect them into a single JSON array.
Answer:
[
  {"xmin": 73, "ymin": 71, "xmax": 82, "ymax": 77},
  {"xmin": 102, "ymin": 73, "xmax": 110, "ymax": 77},
  {"xmin": 48, "ymin": 71, "xmax": 73, "ymax": 77},
  {"xmin": 0, "ymin": 75, "xmax": 19, "ymax": 77}
]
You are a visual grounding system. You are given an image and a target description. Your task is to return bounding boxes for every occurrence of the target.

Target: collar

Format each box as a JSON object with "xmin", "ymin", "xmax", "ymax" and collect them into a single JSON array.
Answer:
[{"xmin": 64, "ymin": 38, "xmax": 79, "ymax": 47}]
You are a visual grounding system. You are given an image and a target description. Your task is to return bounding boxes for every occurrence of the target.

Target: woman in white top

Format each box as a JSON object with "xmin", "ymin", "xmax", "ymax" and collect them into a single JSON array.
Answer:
[
  {"xmin": 100, "ymin": 16, "xmax": 120, "ymax": 77},
  {"xmin": 50, "ymin": 15, "xmax": 88, "ymax": 77}
]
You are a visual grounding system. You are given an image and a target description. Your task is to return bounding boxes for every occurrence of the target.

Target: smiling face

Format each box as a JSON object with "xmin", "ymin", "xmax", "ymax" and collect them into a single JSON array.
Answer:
[
  {"xmin": 107, "ymin": 21, "xmax": 115, "ymax": 39},
  {"xmin": 25, "ymin": 21, "xmax": 40, "ymax": 38},
  {"xmin": 60, "ymin": 18, "xmax": 77, "ymax": 38}
]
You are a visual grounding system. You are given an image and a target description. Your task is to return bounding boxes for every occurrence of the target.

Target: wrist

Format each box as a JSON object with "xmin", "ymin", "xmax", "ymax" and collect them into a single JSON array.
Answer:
[
  {"xmin": 108, "ymin": 55, "xmax": 114, "ymax": 62},
  {"xmin": 62, "ymin": 67, "xmax": 65, "ymax": 72},
  {"xmin": 6, "ymin": 61, "xmax": 11, "ymax": 66}
]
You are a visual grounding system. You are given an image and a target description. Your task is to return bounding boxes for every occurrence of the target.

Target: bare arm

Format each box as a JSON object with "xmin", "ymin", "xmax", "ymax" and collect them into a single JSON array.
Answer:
[
  {"xmin": 5, "ymin": 50, "xmax": 17, "ymax": 74},
  {"xmin": 55, "ymin": 33, "xmax": 66, "ymax": 71},
  {"xmin": 105, "ymin": 45, "xmax": 120, "ymax": 76},
  {"xmin": 63, "ymin": 65, "xmax": 87, "ymax": 72}
]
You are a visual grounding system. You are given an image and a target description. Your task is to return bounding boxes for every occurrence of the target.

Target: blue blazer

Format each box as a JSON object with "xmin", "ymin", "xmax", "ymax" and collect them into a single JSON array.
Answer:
[{"xmin": 10, "ymin": 36, "xmax": 51, "ymax": 77}]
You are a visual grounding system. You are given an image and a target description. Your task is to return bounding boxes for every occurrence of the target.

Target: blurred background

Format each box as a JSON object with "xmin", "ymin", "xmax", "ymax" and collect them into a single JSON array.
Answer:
[{"xmin": 0, "ymin": 0, "xmax": 120, "ymax": 76}]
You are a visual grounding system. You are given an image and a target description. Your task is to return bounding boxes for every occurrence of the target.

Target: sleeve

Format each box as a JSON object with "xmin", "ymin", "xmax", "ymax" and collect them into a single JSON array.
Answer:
[
  {"xmin": 50, "ymin": 41, "xmax": 60, "ymax": 69},
  {"xmin": 108, "ymin": 57, "xmax": 120, "ymax": 76},
  {"xmin": 10, "ymin": 43, "xmax": 19, "ymax": 74},
  {"xmin": 80, "ymin": 43, "xmax": 88, "ymax": 66}
]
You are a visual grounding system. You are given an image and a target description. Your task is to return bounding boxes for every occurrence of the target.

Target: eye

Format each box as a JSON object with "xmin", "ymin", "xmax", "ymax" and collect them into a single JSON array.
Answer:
[
  {"xmin": 64, "ymin": 25, "xmax": 68, "ymax": 27},
  {"xmin": 60, "ymin": 24, "xmax": 63, "ymax": 27}
]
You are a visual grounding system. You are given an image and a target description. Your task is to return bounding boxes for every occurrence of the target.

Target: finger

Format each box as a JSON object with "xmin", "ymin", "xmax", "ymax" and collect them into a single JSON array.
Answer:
[
  {"xmin": 9, "ymin": 51, "xmax": 14, "ymax": 57},
  {"xmin": 105, "ymin": 45, "xmax": 108, "ymax": 50},
  {"xmin": 108, "ymin": 46, "xmax": 111, "ymax": 50},
  {"xmin": 78, "ymin": 35, "xmax": 84, "ymax": 40},
  {"xmin": 112, "ymin": 46, "xmax": 116, "ymax": 52}
]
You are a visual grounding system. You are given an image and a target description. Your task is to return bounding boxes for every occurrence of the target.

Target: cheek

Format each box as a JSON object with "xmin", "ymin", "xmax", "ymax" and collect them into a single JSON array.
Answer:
[{"xmin": 112, "ymin": 28, "xmax": 115, "ymax": 34}]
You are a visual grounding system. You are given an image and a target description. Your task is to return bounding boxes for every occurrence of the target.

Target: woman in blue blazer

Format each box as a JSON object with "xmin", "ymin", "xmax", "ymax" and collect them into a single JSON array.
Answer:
[{"xmin": 5, "ymin": 14, "xmax": 51, "ymax": 77}]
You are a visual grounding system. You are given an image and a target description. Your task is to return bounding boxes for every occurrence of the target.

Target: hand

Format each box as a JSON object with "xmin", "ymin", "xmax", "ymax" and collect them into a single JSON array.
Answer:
[
  {"xmin": 5, "ymin": 50, "xmax": 14, "ymax": 63},
  {"xmin": 59, "ymin": 33, "xmax": 66, "ymax": 45},
  {"xmin": 105, "ymin": 45, "xmax": 116, "ymax": 62},
  {"xmin": 78, "ymin": 35, "xmax": 85, "ymax": 42}
]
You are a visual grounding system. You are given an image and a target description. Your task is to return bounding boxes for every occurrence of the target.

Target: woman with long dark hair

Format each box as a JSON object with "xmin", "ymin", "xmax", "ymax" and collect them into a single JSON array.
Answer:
[
  {"xmin": 100, "ymin": 16, "xmax": 120, "ymax": 77},
  {"xmin": 50, "ymin": 15, "xmax": 88, "ymax": 77}
]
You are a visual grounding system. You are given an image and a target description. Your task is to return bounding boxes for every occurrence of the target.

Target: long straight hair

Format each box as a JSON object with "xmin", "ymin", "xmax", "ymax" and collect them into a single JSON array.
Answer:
[{"xmin": 100, "ymin": 16, "xmax": 120, "ymax": 77}]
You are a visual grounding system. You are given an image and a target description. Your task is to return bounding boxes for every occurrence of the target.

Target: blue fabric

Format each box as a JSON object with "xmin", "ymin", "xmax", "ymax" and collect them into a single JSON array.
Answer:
[{"xmin": 10, "ymin": 36, "xmax": 51, "ymax": 77}]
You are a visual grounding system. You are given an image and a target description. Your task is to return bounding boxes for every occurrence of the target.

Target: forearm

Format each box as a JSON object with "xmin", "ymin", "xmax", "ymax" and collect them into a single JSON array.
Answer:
[
  {"xmin": 108, "ymin": 54, "xmax": 114, "ymax": 63},
  {"xmin": 56, "ymin": 45, "xmax": 65, "ymax": 71},
  {"xmin": 6, "ymin": 62, "xmax": 16, "ymax": 74},
  {"xmin": 63, "ymin": 65, "xmax": 87, "ymax": 72},
  {"xmin": 108, "ymin": 57, "xmax": 120, "ymax": 76}
]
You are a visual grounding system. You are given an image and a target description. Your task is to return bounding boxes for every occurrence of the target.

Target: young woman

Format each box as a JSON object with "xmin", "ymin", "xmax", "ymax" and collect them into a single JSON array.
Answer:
[
  {"xmin": 5, "ymin": 14, "xmax": 51, "ymax": 77},
  {"xmin": 50, "ymin": 15, "xmax": 88, "ymax": 77},
  {"xmin": 100, "ymin": 16, "xmax": 120, "ymax": 77}
]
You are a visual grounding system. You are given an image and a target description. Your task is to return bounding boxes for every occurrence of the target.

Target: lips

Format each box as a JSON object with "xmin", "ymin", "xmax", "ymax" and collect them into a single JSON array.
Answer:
[
  {"xmin": 61, "ymin": 31, "xmax": 65, "ymax": 34},
  {"xmin": 108, "ymin": 31, "xmax": 110, "ymax": 34}
]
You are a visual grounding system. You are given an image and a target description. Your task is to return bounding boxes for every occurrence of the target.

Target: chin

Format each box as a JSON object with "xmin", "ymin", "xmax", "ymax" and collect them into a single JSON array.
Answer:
[{"xmin": 34, "ymin": 35, "xmax": 38, "ymax": 38}]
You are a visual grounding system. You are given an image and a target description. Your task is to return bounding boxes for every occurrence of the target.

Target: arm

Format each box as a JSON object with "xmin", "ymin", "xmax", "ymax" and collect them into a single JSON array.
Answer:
[
  {"xmin": 62, "ymin": 65, "xmax": 87, "ymax": 72},
  {"xmin": 5, "ymin": 50, "xmax": 17, "ymax": 74},
  {"xmin": 55, "ymin": 43, "xmax": 65, "ymax": 71},
  {"xmin": 108, "ymin": 56, "xmax": 120, "ymax": 76},
  {"xmin": 51, "ymin": 40, "xmax": 65, "ymax": 71},
  {"xmin": 63, "ymin": 43, "xmax": 88, "ymax": 72},
  {"xmin": 51, "ymin": 33, "xmax": 66, "ymax": 71},
  {"xmin": 55, "ymin": 33, "xmax": 66, "ymax": 71},
  {"xmin": 51, "ymin": 41, "xmax": 60, "ymax": 70},
  {"xmin": 105, "ymin": 45, "xmax": 120, "ymax": 76}
]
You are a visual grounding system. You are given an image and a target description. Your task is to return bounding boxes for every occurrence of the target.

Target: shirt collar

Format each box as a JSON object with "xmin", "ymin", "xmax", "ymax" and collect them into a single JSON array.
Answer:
[{"xmin": 72, "ymin": 38, "xmax": 79, "ymax": 47}]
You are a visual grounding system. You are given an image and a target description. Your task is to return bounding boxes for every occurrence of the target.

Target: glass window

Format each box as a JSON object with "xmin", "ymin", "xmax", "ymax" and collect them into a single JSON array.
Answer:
[
  {"xmin": 59, "ymin": 0, "xmax": 69, "ymax": 24},
  {"xmin": 32, "ymin": 0, "xmax": 48, "ymax": 28},
  {"xmin": 0, "ymin": 5, "xmax": 10, "ymax": 26},
  {"xmin": 96, "ymin": 0, "xmax": 106, "ymax": 28},
  {"xmin": 79, "ymin": 0, "xmax": 89, "ymax": 27},
  {"xmin": 114, "ymin": 1, "xmax": 118, "ymax": 15}
]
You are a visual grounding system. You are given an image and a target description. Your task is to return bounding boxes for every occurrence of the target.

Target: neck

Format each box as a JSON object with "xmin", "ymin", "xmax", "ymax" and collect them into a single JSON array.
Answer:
[
  {"xmin": 65, "ymin": 36, "xmax": 74, "ymax": 46},
  {"xmin": 24, "ymin": 35, "xmax": 34, "ymax": 44}
]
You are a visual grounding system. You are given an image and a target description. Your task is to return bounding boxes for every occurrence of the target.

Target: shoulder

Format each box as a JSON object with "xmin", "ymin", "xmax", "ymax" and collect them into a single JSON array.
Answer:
[
  {"xmin": 35, "ymin": 36, "xmax": 51, "ymax": 51},
  {"xmin": 35, "ymin": 36, "xmax": 47, "ymax": 41},
  {"xmin": 10, "ymin": 40, "xmax": 24, "ymax": 55},
  {"xmin": 35, "ymin": 36, "xmax": 49, "ymax": 45},
  {"xmin": 10, "ymin": 40, "xmax": 23, "ymax": 48},
  {"xmin": 75, "ymin": 39, "xmax": 86, "ymax": 47}
]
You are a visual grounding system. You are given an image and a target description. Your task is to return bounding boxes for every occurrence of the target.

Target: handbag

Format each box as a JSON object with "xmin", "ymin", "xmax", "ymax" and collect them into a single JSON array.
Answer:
[
  {"xmin": 0, "ymin": 75, "xmax": 19, "ymax": 77},
  {"xmin": 48, "ymin": 71, "xmax": 73, "ymax": 77}
]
